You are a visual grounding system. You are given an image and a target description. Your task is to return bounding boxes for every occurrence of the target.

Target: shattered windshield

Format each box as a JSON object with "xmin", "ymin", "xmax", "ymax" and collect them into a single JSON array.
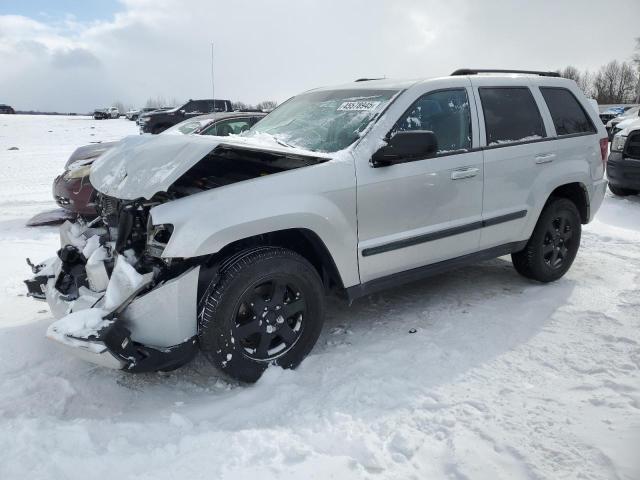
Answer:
[{"xmin": 245, "ymin": 89, "xmax": 399, "ymax": 153}]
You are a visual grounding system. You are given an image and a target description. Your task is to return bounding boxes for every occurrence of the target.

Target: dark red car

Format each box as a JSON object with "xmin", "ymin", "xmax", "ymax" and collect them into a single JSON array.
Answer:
[
  {"xmin": 53, "ymin": 112, "xmax": 266, "ymax": 217},
  {"xmin": 53, "ymin": 142, "xmax": 117, "ymax": 216}
]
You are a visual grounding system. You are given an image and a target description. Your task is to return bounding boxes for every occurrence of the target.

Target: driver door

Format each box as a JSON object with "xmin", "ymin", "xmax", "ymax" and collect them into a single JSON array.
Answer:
[{"xmin": 355, "ymin": 83, "xmax": 484, "ymax": 283}]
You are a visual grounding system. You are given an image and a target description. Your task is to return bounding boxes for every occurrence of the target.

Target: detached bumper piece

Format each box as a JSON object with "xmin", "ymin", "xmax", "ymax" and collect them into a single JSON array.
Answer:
[
  {"xmin": 50, "ymin": 319, "xmax": 198, "ymax": 372},
  {"xmin": 24, "ymin": 275, "xmax": 51, "ymax": 300}
]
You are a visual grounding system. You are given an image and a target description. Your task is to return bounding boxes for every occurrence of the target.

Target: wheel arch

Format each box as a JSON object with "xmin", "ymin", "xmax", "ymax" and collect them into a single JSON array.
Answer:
[
  {"xmin": 548, "ymin": 182, "xmax": 589, "ymax": 224},
  {"xmin": 198, "ymin": 228, "xmax": 346, "ymax": 296}
]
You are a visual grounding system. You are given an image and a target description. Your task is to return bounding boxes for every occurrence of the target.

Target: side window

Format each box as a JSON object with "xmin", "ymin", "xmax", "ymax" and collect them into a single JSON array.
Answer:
[
  {"xmin": 393, "ymin": 89, "xmax": 471, "ymax": 154},
  {"xmin": 479, "ymin": 87, "xmax": 546, "ymax": 146},
  {"xmin": 184, "ymin": 101, "xmax": 210, "ymax": 113},
  {"xmin": 182, "ymin": 101, "xmax": 198, "ymax": 113},
  {"xmin": 201, "ymin": 118, "xmax": 253, "ymax": 136},
  {"xmin": 540, "ymin": 87, "xmax": 596, "ymax": 136}
]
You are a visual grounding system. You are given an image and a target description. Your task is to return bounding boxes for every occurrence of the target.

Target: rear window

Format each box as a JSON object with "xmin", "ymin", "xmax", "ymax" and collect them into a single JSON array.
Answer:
[
  {"xmin": 540, "ymin": 88, "xmax": 595, "ymax": 136},
  {"xmin": 479, "ymin": 87, "xmax": 546, "ymax": 146}
]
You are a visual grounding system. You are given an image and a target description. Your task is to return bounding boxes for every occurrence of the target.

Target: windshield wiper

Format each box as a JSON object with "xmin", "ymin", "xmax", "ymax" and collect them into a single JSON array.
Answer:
[{"xmin": 274, "ymin": 137, "xmax": 295, "ymax": 148}]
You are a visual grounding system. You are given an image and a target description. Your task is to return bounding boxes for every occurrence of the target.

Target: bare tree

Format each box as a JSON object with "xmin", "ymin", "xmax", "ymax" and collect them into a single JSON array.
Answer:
[
  {"xmin": 592, "ymin": 60, "xmax": 638, "ymax": 104},
  {"xmin": 558, "ymin": 66, "xmax": 581, "ymax": 83},
  {"xmin": 256, "ymin": 100, "xmax": 277, "ymax": 112},
  {"xmin": 232, "ymin": 101, "xmax": 253, "ymax": 111},
  {"xmin": 145, "ymin": 96, "xmax": 167, "ymax": 109},
  {"xmin": 112, "ymin": 101, "xmax": 130, "ymax": 114},
  {"xmin": 577, "ymin": 70, "xmax": 593, "ymax": 97},
  {"xmin": 633, "ymin": 37, "xmax": 640, "ymax": 103}
]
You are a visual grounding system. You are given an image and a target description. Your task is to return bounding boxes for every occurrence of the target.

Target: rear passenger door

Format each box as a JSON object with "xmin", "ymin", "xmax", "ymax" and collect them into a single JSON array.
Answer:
[{"xmin": 471, "ymin": 78, "xmax": 552, "ymax": 249}]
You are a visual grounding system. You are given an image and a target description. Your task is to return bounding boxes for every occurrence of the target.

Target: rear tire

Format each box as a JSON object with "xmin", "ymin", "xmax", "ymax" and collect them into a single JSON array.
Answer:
[
  {"xmin": 512, "ymin": 198, "xmax": 581, "ymax": 283},
  {"xmin": 608, "ymin": 184, "xmax": 638, "ymax": 196},
  {"xmin": 199, "ymin": 247, "xmax": 325, "ymax": 383}
]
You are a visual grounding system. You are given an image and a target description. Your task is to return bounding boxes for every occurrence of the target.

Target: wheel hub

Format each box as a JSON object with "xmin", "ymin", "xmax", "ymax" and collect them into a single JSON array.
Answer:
[{"xmin": 233, "ymin": 278, "xmax": 306, "ymax": 361}]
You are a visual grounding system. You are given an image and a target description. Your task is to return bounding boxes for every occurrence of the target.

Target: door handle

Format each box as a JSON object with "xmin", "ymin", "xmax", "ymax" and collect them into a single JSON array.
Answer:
[
  {"xmin": 451, "ymin": 167, "xmax": 479, "ymax": 180},
  {"xmin": 535, "ymin": 153, "xmax": 556, "ymax": 164}
]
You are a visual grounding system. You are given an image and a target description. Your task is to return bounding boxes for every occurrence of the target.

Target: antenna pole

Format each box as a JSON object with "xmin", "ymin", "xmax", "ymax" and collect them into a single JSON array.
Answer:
[{"xmin": 211, "ymin": 42, "xmax": 217, "ymax": 134}]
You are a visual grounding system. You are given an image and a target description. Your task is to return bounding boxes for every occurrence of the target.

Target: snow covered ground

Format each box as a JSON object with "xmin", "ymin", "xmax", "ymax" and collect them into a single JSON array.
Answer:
[{"xmin": 0, "ymin": 115, "xmax": 639, "ymax": 479}]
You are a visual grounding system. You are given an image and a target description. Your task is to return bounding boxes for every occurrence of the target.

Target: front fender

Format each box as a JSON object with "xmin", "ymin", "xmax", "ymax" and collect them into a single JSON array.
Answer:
[{"xmin": 150, "ymin": 158, "xmax": 360, "ymax": 287}]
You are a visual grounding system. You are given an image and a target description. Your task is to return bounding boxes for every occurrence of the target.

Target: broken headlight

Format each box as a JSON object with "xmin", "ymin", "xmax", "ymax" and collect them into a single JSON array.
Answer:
[{"xmin": 146, "ymin": 223, "xmax": 174, "ymax": 258}]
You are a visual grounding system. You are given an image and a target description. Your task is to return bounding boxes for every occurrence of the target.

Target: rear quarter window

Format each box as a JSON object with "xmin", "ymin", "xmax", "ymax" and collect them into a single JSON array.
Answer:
[
  {"xmin": 479, "ymin": 87, "xmax": 546, "ymax": 146},
  {"xmin": 540, "ymin": 87, "xmax": 596, "ymax": 136}
]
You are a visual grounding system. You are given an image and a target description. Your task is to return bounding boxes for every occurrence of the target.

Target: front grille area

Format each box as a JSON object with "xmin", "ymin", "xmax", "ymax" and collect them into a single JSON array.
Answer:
[
  {"xmin": 626, "ymin": 131, "xmax": 640, "ymax": 159},
  {"xmin": 96, "ymin": 194, "xmax": 121, "ymax": 228}
]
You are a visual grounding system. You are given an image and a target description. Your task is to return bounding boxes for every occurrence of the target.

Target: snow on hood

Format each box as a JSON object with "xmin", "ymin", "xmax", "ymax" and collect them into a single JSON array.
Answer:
[{"xmin": 90, "ymin": 134, "xmax": 332, "ymax": 200}]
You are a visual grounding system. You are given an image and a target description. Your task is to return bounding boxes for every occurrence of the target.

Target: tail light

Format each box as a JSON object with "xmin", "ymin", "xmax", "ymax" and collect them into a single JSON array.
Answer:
[{"xmin": 599, "ymin": 138, "xmax": 608, "ymax": 166}]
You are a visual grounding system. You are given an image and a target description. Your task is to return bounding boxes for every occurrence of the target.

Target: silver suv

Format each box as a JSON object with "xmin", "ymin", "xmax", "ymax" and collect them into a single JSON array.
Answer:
[{"xmin": 26, "ymin": 69, "xmax": 608, "ymax": 382}]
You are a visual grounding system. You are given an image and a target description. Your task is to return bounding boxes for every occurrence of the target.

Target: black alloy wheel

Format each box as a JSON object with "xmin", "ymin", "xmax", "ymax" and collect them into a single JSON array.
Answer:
[
  {"xmin": 199, "ymin": 247, "xmax": 325, "ymax": 383},
  {"xmin": 512, "ymin": 197, "xmax": 581, "ymax": 282},
  {"xmin": 542, "ymin": 213, "xmax": 574, "ymax": 270},
  {"xmin": 233, "ymin": 277, "xmax": 307, "ymax": 361}
]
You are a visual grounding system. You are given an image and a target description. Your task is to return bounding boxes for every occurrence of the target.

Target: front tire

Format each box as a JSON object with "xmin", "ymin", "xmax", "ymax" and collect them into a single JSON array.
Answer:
[
  {"xmin": 512, "ymin": 198, "xmax": 581, "ymax": 283},
  {"xmin": 199, "ymin": 247, "xmax": 325, "ymax": 383}
]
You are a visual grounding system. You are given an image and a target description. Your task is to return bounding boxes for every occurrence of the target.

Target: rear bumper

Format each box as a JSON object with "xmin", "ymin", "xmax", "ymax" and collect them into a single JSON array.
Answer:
[
  {"xmin": 607, "ymin": 152, "xmax": 640, "ymax": 190},
  {"xmin": 588, "ymin": 178, "xmax": 607, "ymax": 222}
]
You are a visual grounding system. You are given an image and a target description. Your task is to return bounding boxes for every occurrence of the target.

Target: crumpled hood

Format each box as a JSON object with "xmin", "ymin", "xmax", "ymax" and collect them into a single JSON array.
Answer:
[{"xmin": 89, "ymin": 134, "xmax": 331, "ymax": 200}]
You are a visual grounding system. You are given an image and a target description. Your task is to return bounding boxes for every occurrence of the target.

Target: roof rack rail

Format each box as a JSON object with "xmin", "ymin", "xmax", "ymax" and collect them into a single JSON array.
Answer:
[
  {"xmin": 354, "ymin": 77, "xmax": 385, "ymax": 82},
  {"xmin": 451, "ymin": 69, "xmax": 560, "ymax": 78}
]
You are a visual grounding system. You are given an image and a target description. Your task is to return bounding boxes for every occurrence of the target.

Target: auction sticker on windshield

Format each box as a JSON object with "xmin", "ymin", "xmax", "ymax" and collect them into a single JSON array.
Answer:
[{"xmin": 337, "ymin": 101, "xmax": 381, "ymax": 111}]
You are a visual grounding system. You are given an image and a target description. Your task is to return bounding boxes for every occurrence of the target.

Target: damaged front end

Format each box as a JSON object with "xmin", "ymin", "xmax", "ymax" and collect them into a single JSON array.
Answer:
[
  {"xmin": 25, "ymin": 134, "xmax": 330, "ymax": 372},
  {"xmin": 25, "ymin": 195, "xmax": 200, "ymax": 372}
]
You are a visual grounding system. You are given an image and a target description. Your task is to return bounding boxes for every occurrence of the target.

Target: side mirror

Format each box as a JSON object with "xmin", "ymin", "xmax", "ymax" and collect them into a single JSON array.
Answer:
[
  {"xmin": 179, "ymin": 109, "xmax": 186, "ymax": 115},
  {"xmin": 371, "ymin": 130, "xmax": 438, "ymax": 167}
]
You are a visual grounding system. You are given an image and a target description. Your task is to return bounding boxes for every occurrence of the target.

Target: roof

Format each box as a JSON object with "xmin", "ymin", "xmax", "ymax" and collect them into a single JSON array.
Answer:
[
  {"xmin": 312, "ymin": 78, "xmax": 422, "ymax": 92},
  {"xmin": 305, "ymin": 72, "xmax": 576, "ymax": 94}
]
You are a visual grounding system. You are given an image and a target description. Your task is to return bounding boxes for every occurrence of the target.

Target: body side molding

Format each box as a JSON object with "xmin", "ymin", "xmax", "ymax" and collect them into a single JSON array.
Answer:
[{"xmin": 361, "ymin": 210, "xmax": 527, "ymax": 257}]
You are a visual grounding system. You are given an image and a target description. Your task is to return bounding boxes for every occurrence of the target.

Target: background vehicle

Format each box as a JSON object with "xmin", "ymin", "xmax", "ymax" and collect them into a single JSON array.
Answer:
[
  {"xmin": 27, "ymin": 70, "xmax": 608, "ymax": 383},
  {"xmin": 608, "ymin": 124, "xmax": 640, "ymax": 196},
  {"xmin": 93, "ymin": 109, "xmax": 109, "ymax": 119},
  {"xmin": 139, "ymin": 99, "xmax": 232, "ymax": 134},
  {"xmin": 161, "ymin": 111, "xmax": 265, "ymax": 136},
  {"xmin": 93, "ymin": 106, "xmax": 120, "ymax": 119},
  {"xmin": 125, "ymin": 109, "xmax": 140, "ymax": 120},
  {"xmin": 599, "ymin": 106, "xmax": 629, "ymax": 125},
  {"xmin": 606, "ymin": 106, "xmax": 639, "ymax": 140},
  {"xmin": 137, "ymin": 107, "xmax": 171, "ymax": 125},
  {"xmin": 0, "ymin": 104, "xmax": 15, "ymax": 114},
  {"xmin": 52, "ymin": 112, "xmax": 265, "ymax": 216}
]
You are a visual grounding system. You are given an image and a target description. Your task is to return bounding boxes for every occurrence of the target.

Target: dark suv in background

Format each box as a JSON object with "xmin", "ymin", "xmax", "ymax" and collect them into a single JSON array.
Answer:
[
  {"xmin": 0, "ymin": 104, "xmax": 15, "ymax": 114},
  {"xmin": 140, "ymin": 99, "xmax": 232, "ymax": 134}
]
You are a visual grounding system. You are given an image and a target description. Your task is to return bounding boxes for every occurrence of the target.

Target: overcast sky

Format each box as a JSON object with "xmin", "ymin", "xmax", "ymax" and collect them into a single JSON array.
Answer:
[{"xmin": 1, "ymin": 0, "xmax": 638, "ymax": 112}]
